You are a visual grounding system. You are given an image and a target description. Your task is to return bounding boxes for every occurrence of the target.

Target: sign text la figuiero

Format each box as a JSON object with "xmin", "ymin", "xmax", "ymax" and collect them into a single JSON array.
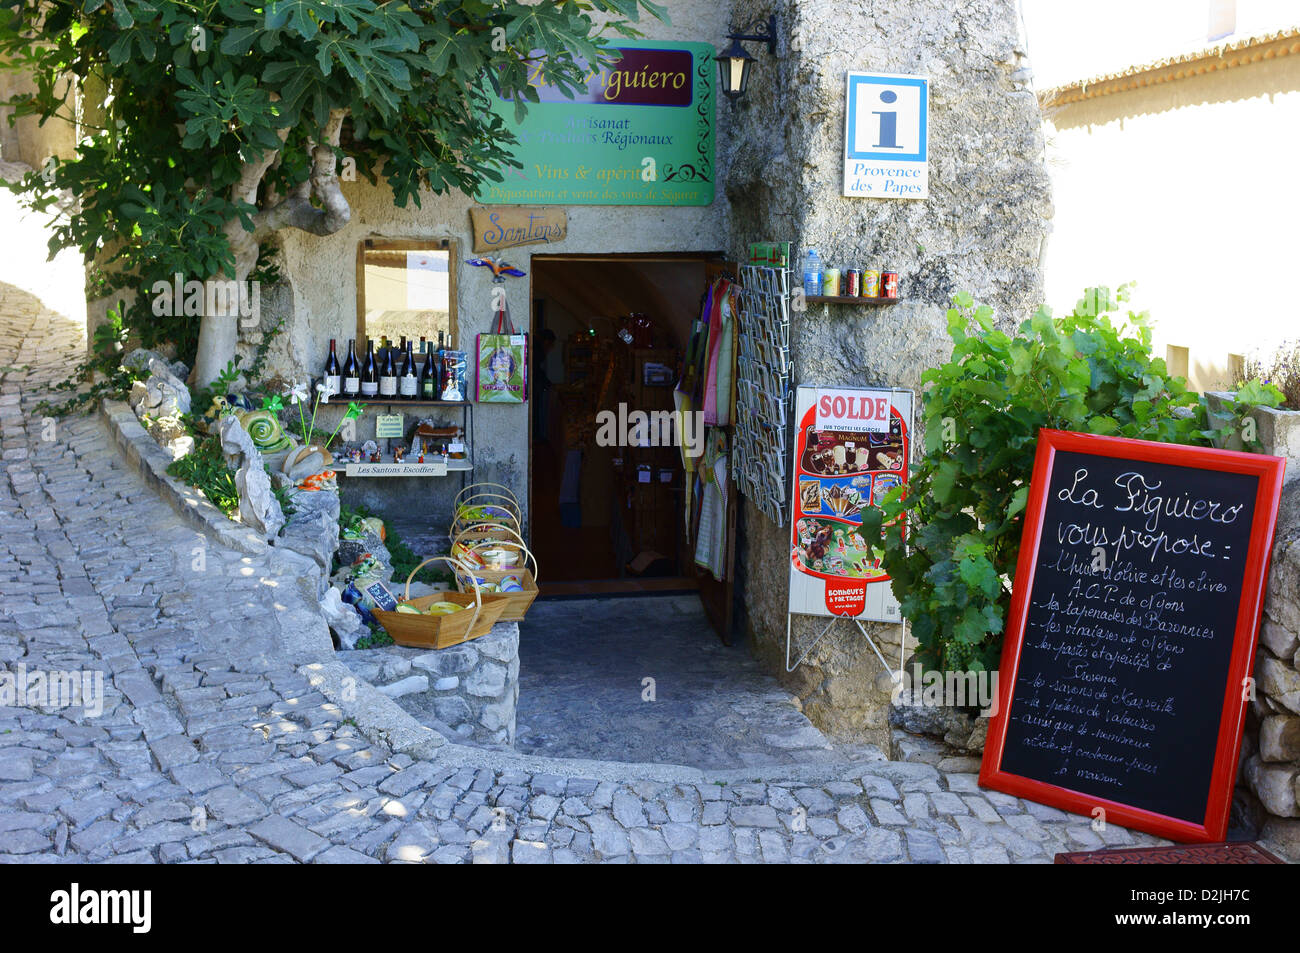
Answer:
[{"xmin": 521, "ymin": 47, "xmax": 693, "ymax": 107}]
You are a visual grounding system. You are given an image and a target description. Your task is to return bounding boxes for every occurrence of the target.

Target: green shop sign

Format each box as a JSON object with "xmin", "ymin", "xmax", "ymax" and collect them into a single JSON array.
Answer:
[{"xmin": 478, "ymin": 41, "xmax": 715, "ymax": 207}]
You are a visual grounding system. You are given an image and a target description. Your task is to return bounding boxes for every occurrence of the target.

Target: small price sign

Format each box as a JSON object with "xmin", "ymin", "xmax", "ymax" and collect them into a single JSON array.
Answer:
[{"xmin": 375, "ymin": 414, "xmax": 404, "ymax": 439}]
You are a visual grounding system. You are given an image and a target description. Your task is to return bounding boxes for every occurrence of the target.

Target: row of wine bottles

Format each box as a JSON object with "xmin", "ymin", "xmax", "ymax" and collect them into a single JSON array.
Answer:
[{"xmin": 322, "ymin": 333, "xmax": 454, "ymax": 401}]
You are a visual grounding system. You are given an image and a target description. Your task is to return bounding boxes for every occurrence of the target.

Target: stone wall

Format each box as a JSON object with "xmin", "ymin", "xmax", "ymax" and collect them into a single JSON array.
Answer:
[
  {"xmin": 1244, "ymin": 478, "xmax": 1300, "ymax": 859},
  {"xmin": 339, "ymin": 625, "xmax": 521, "ymax": 748},
  {"xmin": 721, "ymin": 0, "xmax": 1052, "ymax": 750}
]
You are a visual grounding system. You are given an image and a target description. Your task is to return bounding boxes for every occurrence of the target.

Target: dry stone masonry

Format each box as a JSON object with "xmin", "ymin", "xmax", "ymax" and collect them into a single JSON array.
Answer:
[
  {"xmin": 1246, "ymin": 478, "xmax": 1300, "ymax": 856},
  {"xmin": 340, "ymin": 628, "xmax": 522, "ymax": 748}
]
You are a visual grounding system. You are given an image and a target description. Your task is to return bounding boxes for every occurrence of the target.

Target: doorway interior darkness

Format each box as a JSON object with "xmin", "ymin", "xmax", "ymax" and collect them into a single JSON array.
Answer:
[{"xmin": 529, "ymin": 253, "xmax": 727, "ymax": 598}]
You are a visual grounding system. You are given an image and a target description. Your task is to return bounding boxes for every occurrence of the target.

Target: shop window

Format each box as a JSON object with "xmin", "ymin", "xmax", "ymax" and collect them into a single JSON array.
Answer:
[{"xmin": 356, "ymin": 238, "xmax": 458, "ymax": 348}]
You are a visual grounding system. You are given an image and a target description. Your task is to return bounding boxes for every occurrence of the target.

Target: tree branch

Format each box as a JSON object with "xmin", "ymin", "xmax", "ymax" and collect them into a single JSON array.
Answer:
[{"xmin": 254, "ymin": 108, "xmax": 350, "ymax": 238}]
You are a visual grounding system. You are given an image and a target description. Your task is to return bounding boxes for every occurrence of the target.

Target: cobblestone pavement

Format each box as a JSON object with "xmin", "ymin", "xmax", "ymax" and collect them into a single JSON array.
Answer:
[
  {"xmin": 0, "ymin": 275, "xmax": 1173, "ymax": 863},
  {"xmin": 516, "ymin": 596, "xmax": 842, "ymax": 768}
]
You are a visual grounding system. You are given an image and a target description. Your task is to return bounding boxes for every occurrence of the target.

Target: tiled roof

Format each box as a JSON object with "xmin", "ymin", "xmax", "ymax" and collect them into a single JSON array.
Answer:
[{"xmin": 1038, "ymin": 27, "xmax": 1300, "ymax": 107}]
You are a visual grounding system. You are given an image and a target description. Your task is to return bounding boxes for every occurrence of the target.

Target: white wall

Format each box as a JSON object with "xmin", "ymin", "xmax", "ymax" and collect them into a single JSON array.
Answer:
[{"xmin": 1041, "ymin": 54, "xmax": 1300, "ymax": 389}]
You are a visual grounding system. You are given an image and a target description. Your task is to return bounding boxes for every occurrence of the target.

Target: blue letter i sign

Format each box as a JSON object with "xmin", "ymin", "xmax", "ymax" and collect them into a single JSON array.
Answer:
[{"xmin": 843, "ymin": 72, "xmax": 929, "ymax": 200}]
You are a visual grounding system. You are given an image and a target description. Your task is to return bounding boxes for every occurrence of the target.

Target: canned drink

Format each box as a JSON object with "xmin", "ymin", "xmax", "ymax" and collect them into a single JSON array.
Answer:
[
  {"xmin": 844, "ymin": 269, "xmax": 860, "ymax": 297},
  {"xmin": 882, "ymin": 271, "xmax": 899, "ymax": 298},
  {"xmin": 862, "ymin": 269, "xmax": 881, "ymax": 297},
  {"xmin": 822, "ymin": 268, "xmax": 840, "ymax": 297}
]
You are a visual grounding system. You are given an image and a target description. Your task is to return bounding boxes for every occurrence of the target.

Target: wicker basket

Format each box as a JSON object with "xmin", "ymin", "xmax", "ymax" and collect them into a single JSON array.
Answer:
[
  {"xmin": 454, "ymin": 482, "xmax": 519, "ymax": 513},
  {"xmin": 451, "ymin": 522, "xmax": 525, "ymax": 565},
  {"xmin": 453, "ymin": 531, "xmax": 540, "ymax": 622},
  {"xmin": 451, "ymin": 487, "xmax": 522, "ymax": 538},
  {"xmin": 372, "ymin": 556, "xmax": 509, "ymax": 650}
]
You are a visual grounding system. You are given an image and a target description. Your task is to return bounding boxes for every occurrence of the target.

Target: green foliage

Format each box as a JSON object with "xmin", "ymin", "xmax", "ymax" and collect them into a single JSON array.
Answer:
[
  {"xmin": 1239, "ymin": 341, "xmax": 1300, "ymax": 411},
  {"xmin": 337, "ymin": 502, "xmax": 452, "ymax": 586},
  {"xmin": 167, "ymin": 425, "xmax": 296, "ymax": 519},
  {"xmin": 167, "ymin": 431, "xmax": 240, "ymax": 515},
  {"xmin": 0, "ymin": 0, "xmax": 666, "ymax": 365},
  {"xmin": 354, "ymin": 625, "xmax": 394, "ymax": 650},
  {"xmin": 865, "ymin": 286, "xmax": 1213, "ymax": 674},
  {"xmin": 1198, "ymin": 378, "xmax": 1284, "ymax": 450},
  {"xmin": 36, "ymin": 301, "xmax": 142, "ymax": 417}
]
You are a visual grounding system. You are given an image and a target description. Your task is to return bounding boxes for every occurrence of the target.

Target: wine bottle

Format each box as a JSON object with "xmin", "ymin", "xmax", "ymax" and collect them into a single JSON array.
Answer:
[
  {"xmin": 360, "ymin": 340, "xmax": 379, "ymax": 398},
  {"xmin": 421, "ymin": 344, "xmax": 437, "ymax": 399},
  {"xmin": 341, "ymin": 339, "xmax": 360, "ymax": 397},
  {"xmin": 419, "ymin": 335, "xmax": 427, "ymax": 356},
  {"xmin": 378, "ymin": 340, "xmax": 398, "ymax": 398},
  {"xmin": 399, "ymin": 339, "xmax": 419, "ymax": 400},
  {"xmin": 323, "ymin": 339, "xmax": 342, "ymax": 397}
]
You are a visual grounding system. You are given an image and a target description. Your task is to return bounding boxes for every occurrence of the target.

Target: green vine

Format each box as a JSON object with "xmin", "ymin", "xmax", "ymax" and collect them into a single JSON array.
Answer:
[{"xmin": 865, "ymin": 286, "xmax": 1280, "ymax": 676}]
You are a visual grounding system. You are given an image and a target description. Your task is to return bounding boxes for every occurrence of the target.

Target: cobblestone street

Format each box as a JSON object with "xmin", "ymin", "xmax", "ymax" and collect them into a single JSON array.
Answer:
[{"xmin": 0, "ymin": 277, "xmax": 1177, "ymax": 863}]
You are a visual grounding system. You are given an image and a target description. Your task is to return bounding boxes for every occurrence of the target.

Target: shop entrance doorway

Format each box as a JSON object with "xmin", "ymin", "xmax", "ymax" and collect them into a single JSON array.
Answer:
[{"xmin": 528, "ymin": 253, "xmax": 737, "ymax": 641}]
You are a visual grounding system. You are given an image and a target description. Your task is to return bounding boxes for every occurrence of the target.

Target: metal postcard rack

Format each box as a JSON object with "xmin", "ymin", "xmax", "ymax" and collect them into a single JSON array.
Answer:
[{"xmin": 733, "ymin": 263, "xmax": 793, "ymax": 525}]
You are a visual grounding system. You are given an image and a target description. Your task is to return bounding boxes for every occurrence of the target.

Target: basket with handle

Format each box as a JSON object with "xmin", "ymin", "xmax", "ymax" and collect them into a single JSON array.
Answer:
[
  {"xmin": 451, "ymin": 521, "xmax": 524, "ymax": 566},
  {"xmin": 453, "ymin": 529, "xmax": 540, "ymax": 622},
  {"xmin": 454, "ymin": 482, "xmax": 519, "ymax": 514},
  {"xmin": 451, "ymin": 491, "xmax": 522, "ymax": 538},
  {"xmin": 372, "ymin": 556, "xmax": 509, "ymax": 650}
]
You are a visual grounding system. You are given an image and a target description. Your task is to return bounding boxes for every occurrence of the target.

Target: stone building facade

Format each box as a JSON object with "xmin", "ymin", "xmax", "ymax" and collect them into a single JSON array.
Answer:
[
  {"xmin": 23, "ymin": 3, "xmax": 1052, "ymax": 749},
  {"xmin": 723, "ymin": 0, "xmax": 1052, "ymax": 750}
]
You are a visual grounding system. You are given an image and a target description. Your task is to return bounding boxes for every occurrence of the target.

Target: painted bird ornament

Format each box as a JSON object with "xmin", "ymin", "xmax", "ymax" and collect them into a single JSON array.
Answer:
[{"xmin": 464, "ymin": 257, "xmax": 527, "ymax": 281}]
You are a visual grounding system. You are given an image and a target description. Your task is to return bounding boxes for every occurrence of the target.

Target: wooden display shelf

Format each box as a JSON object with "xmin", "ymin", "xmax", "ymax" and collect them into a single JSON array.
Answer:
[
  {"xmin": 342, "ymin": 459, "xmax": 472, "ymax": 478},
  {"xmin": 346, "ymin": 397, "xmax": 472, "ymax": 407},
  {"xmin": 806, "ymin": 295, "xmax": 900, "ymax": 306}
]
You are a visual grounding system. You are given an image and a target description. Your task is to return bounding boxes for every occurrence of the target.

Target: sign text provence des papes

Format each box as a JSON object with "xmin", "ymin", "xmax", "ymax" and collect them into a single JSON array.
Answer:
[
  {"xmin": 478, "ymin": 41, "xmax": 716, "ymax": 207},
  {"xmin": 843, "ymin": 71, "xmax": 929, "ymax": 200},
  {"xmin": 469, "ymin": 207, "xmax": 567, "ymax": 253}
]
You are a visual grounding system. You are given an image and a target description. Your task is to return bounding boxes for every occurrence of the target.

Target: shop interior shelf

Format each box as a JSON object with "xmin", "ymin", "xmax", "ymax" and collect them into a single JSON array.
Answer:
[{"xmin": 806, "ymin": 296, "xmax": 900, "ymax": 305}]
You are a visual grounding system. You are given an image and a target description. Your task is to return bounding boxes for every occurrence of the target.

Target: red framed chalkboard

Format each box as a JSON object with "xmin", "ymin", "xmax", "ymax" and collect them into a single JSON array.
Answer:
[{"xmin": 979, "ymin": 429, "xmax": 1286, "ymax": 842}]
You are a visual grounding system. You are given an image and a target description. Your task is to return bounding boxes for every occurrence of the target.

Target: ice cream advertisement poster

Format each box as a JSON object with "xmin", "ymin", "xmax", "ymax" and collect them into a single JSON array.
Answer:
[{"xmin": 788, "ymin": 386, "xmax": 913, "ymax": 621}]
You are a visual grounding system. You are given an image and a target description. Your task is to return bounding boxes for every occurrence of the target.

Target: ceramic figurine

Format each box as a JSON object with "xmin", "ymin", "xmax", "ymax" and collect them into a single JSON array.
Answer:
[
  {"xmin": 281, "ymin": 445, "xmax": 333, "ymax": 484},
  {"xmin": 298, "ymin": 470, "xmax": 337, "ymax": 492},
  {"xmin": 236, "ymin": 408, "xmax": 295, "ymax": 453},
  {"xmin": 393, "ymin": 445, "xmax": 406, "ymax": 463}
]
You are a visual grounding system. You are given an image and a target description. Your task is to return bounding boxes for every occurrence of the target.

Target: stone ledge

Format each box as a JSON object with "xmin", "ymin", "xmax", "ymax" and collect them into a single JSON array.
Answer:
[
  {"xmin": 100, "ymin": 397, "xmax": 268, "ymax": 556},
  {"xmin": 299, "ymin": 658, "xmax": 447, "ymax": 760}
]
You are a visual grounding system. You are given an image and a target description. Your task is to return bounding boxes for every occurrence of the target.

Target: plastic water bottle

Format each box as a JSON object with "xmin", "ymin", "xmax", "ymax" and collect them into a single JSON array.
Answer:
[{"xmin": 802, "ymin": 248, "xmax": 822, "ymax": 298}]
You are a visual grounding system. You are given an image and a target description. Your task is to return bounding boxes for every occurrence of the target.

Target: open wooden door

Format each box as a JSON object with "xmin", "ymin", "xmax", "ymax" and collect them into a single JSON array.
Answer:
[{"xmin": 692, "ymin": 260, "xmax": 739, "ymax": 644}]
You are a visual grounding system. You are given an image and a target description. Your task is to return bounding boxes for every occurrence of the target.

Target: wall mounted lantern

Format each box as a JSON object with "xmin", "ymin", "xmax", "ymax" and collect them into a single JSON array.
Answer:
[{"xmin": 714, "ymin": 14, "xmax": 777, "ymax": 102}]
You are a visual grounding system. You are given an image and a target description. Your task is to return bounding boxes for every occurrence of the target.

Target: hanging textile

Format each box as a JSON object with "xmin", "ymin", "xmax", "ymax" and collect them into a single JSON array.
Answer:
[
  {"xmin": 676, "ymin": 289, "xmax": 713, "ymax": 539},
  {"xmin": 693, "ymin": 428, "xmax": 730, "ymax": 580}
]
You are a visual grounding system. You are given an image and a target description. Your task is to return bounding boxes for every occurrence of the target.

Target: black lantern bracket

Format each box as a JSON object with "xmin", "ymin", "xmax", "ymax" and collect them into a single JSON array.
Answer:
[
  {"xmin": 715, "ymin": 13, "xmax": 778, "ymax": 102},
  {"xmin": 726, "ymin": 14, "xmax": 778, "ymax": 56}
]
